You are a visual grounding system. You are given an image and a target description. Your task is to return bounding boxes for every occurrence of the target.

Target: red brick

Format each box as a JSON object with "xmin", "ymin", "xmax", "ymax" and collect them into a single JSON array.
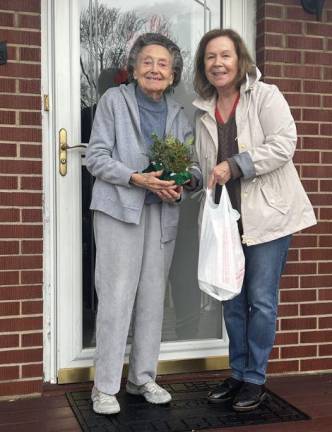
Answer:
[
  {"xmin": 0, "ymin": 127, "xmax": 41, "ymax": 143},
  {"xmin": 22, "ymin": 363, "xmax": 42, "ymax": 378},
  {"xmin": 296, "ymin": 122, "xmax": 319, "ymax": 136},
  {"xmin": 0, "ymin": 380, "xmax": 42, "ymax": 397},
  {"xmin": 280, "ymin": 289, "xmax": 316, "ymax": 303},
  {"xmin": 320, "ymin": 124, "xmax": 332, "ymax": 136},
  {"xmin": 301, "ymin": 249, "xmax": 332, "ymax": 261},
  {"xmin": 319, "ymin": 289, "xmax": 332, "ymax": 301},
  {"xmin": 22, "ymin": 300, "xmax": 42, "ymax": 315},
  {"xmin": 267, "ymin": 360, "xmax": 299, "ymax": 374},
  {"xmin": 0, "ymin": 348, "xmax": 42, "ymax": 365},
  {"xmin": 270, "ymin": 347, "xmax": 279, "ymax": 360},
  {"xmin": 319, "ymin": 263, "xmax": 332, "ymax": 274},
  {"xmin": 0, "ymin": 12, "xmax": 14, "ymax": 26},
  {"xmin": 21, "ymin": 240, "xmax": 42, "ymax": 254},
  {"xmin": 284, "ymin": 262, "xmax": 316, "ymax": 275},
  {"xmin": 19, "ymin": 79, "xmax": 40, "ymax": 94},
  {"xmin": 261, "ymin": 64, "xmax": 282, "ymax": 77},
  {"xmin": 21, "ymin": 332, "xmax": 42, "ymax": 347},
  {"xmin": 322, "ymin": 96, "xmax": 332, "ymax": 108},
  {"xmin": 0, "ymin": 334, "xmax": 19, "ymax": 348},
  {"xmin": 0, "ymin": 317, "xmax": 42, "ymax": 332},
  {"xmin": 302, "ymin": 136, "xmax": 331, "ymax": 153},
  {"xmin": 0, "ymin": 192, "xmax": 41, "ymax": 207},
  {"xmin": 291, "ymin": 235, "xmax": 317, "ymax": 248},
  {"xmin": 265, "ymin": 78, "xmax": 302, "ymax": 93},
  {"xmin": 275, "ymin": 332, "xmax": 299, "ymax": 346},
  {"xmin": 308, "ymin": 195, "xmax": 332, "ymax": 206},
  {"xmin": 0, "ymin": 160, "xmax": 41, "ymax": 174},
  {"xmin": 257, "ymin": 34, "xmax": 284, "ymax": 51},
  {"xmin": 302, "ymin": 165, "xmax": 331, "ymax": 178},
  {"xmin": 265, "ymin": 19, "xmax": 302, "ymax": 34},
  {"xmin": 266, "ymin": 49, "xmax": 302, "ymax": 64},
  {"xmin": 0, "ymin": 255, "xmax": 42, "ymax": 271},
  {"xmin": 0, "ymin": 285, "xmax": 42, "ymax": 300},
  {"xmin": 19, "ymin": 112, "xmax": 41, "ymax": 126},
  {"xmin": 301, "ymin": 358, "xmax": 332, "ymax": 371},
  {"xmin": 0, "ymin": 271, "xmax": 19, "ymax": 286},
  {"xmin": 18, "ymin": 14, "xmax": 41, "ymax": 29},
  {"xmin": 0, "ymin": 302, "xmax": 19, "ymax": 316},
  {"xmin": 319, "ymin": 236, "xmax": 332, "ymax": 247},
  {"xmin": 0, "ymin": 29, "xmax": 40, "ymax": 46},
  {"xmin": 281, "ymin": 317, "xmax": 316, "ymax": 331},
  {"xmin": 301, "ymin": 275, "xmax": 332, "ymax": 289},
  {"xmin": 319, "ymin": 317, "xmax": 332, "ymax": 329},
  {"xmin": 0, "ymin": 241, "xmax": 19, "ymax": 255},
  {"xmin": 0, "ymin": 366, "xmax": 19, "ymax": 380},
  {"xmin": 299, "ymin": 179, "xmax": 318, "ymax": 192},
  {"xmin": 286, "ymin": 35, "xmax": 324, "ymax": 50},
  {"xmin": 301, "ymin": 330, "xmax": 332, "ymax": 343},
  {"xmin": 0, "ymin": 0, "xmax": 40, "ymax": 13},
  {"xmin": 0, "ymin": 94, "xmax": 41, "ymax": 110},
  {"xmin": 324, "ymin": 67, "xmax": 332, "ymax": 80},
  {"xmin": 305, "ymin": 51, "xmax": 332, "ymax": 66},
  {"xmin": 258, "ymin": 4, "xmax": 283, "ymax": 20},
  {"xmin": 304, "ymin": 80, "xmax": 332, "ymax": 94},
  {"xmin": 0, "ymin": 225, "xmax": 42, "ymax": 239},
  {"xmin": 0, "ymin": 111, "xmax": 15, "ymax": 124},
  {"xmin": 301, "ymin": 303, "xmax": 332, "ymax": 316},
  {"xmin": 281, "ymin": 345, "xmax": 317, "ymax": 359},
  {"xmin": 0, "ymin": 62, "xmax": 40, "ymax": 79},
  {"xmin": 0, "ymin": 176, "xmax": 18, "ymax": 189},
  {"xmin": 306, "ymin": 22, "xmax": 332, "ymax": 37},
  {"xmin": 20, "ymin": 177, "xmax": 42, "ymax": 191},
  {"xmin": 286, "ymin": 5, "xmax": 317, "ymax": 20},
  {"xmin": 280, "ymin": 275, "xmax": 299, "ymax": 289},
  {"xmin": 0, "ymin": 78, "xmax": 15, "ymax": 93},
  {"xmin": 21, "ymin": 271, "xmax": 42, "ymax": 284},
  {"xmin": 278, "ymin": 304, "xmax": 298, "ymax": 317},
  {"xmin": 21, "ymin": 209, "xmax": 42, "ymax": 223},
  {"xmin": 319, "ymin": 344, "xmax": 332, "ymax": 356},
  {"xmin": 20, "ymin": 47, "xmax": 41, "ymax": 62},
  {"xmin": 293, "ymin": 150, "xmax": 320, "ymax": 164},
  {"xmin": 20, "ymin": 144, "xmax": 42, "ymax": 158},
  {"xmin": 0, "ymin": 143, "xmax": 17, "ymax": 157},
  {"xmin": 287, "ymin": 249, "xmax": 298, "ymax": 261},
  {"xmin": 284, "ymin": 65, "xmax": 321, "ymax": 79},
  {"xmin": 303, "ymin": 109, "xmax": 331, "ymax": 123}
]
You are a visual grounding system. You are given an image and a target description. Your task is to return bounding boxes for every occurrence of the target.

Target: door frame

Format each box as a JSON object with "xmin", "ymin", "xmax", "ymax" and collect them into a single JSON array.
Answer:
[{"xmin": 42, "ymin": 0, "xmax": 256, "ymax": 384}]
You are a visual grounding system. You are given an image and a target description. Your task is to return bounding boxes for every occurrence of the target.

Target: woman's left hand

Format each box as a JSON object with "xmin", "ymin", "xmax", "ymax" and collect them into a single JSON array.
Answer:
[
  {"xmin": 156, "ymin": 186, "xmax": 183, "ymax": 202},
  {"xmin": 208, "ymin": 161, "xmax": 231, "ymax": 188}
]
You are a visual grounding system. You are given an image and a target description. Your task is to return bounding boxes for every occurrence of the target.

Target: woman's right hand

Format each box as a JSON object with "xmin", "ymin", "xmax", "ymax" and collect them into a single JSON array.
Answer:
[{"xmin": 130, "ymin": 171, "xmax": 177, "ymax": 193}]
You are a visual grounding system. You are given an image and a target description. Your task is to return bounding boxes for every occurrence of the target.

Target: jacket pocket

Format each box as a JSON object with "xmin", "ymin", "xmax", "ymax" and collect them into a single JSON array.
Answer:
[{"xmin": 261, "ymin": 182, "xmax": 290, "ymax": 215}]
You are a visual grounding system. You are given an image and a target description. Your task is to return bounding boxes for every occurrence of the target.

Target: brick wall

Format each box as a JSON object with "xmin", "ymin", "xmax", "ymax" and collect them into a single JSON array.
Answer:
[
  {"xmin": 0, "ymin": 0, "xmax": 43, "ymax": 397},
  {"xmin": 256, "ymin": 0, "xmax": 332, "ymax": 375}
]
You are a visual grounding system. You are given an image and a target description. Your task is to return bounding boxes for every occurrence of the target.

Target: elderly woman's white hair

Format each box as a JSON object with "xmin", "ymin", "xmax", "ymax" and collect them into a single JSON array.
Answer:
[{"xmin": 127, "ymin": 33, "xmax": 183, "ymax": 90}]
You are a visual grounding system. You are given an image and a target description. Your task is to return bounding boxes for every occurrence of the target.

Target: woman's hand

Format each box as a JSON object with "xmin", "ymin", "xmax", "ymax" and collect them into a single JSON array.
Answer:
[
  {"xmin": 208, "ymin": 161, "xmax": 231, "ymax": 189},
  {"xmin": 130, "ymin": 171, "xmax": 177, "ymax": 193},
  {"xmin": 156, "ymin": 185, "xmax": 183, "ymax": 202}
]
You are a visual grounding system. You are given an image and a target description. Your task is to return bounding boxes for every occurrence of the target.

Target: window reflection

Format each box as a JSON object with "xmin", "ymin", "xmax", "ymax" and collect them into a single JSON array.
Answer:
[{"xmin": 81, "ymin": 0, "xmax": 222, "ymax": 348}]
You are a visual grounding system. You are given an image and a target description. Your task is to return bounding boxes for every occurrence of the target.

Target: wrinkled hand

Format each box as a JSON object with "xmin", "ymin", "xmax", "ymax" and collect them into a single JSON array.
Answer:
[
  {"xmin": 156, "ymin": 185, "xmax": 183, "ymax": 202},
  {"xmin": 208, "ymin": 161, "xmax": 231, "ymax": 189},
  {"xmin": 130, "ymin": 171, "xmax": 177, "ymax": 193}
]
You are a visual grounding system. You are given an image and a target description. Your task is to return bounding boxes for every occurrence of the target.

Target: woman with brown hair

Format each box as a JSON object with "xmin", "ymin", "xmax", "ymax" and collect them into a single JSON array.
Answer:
[{"xmin": 193, "ymin": 28, "xmax": 316, "ymax": 412}]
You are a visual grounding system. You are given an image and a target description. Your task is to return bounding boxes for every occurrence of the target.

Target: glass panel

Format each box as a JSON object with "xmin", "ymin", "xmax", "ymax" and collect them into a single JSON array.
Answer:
[{"xmin": 80, "ymin": 0, "xmax": 222, "ymax": 348}]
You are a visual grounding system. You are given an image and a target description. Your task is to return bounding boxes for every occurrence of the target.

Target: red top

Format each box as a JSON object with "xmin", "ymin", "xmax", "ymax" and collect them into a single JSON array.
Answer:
[{"xmin": 215, "ymin": 93, "xmax": 240, "ymax": 124}]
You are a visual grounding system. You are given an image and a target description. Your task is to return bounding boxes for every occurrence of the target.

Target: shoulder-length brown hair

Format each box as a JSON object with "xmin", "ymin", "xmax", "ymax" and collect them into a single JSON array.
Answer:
[{"xmin": 194, "ymin": 28, "xmax": 254, "ymax": 99}]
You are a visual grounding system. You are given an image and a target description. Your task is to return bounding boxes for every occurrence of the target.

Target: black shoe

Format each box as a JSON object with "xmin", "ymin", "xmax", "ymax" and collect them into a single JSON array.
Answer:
[
  {"xmin": 232, "ymin": 382, "xmax": 267, "ymax": 412},
  {"xmin": 208, "ymin": 377, "xmax": 243, "ymax": 403}
]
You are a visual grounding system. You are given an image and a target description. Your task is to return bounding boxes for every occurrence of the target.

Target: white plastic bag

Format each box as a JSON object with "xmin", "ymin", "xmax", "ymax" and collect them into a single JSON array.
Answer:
[{"xmin": 198, "ymin": 187, "xmax": 245, "ymax": 301}]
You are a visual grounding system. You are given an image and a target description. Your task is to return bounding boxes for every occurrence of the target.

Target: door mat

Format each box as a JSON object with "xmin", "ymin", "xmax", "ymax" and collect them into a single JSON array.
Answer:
[{"xmin": 66, "ymin": 381, "xmax": 310, "ymax": 432}]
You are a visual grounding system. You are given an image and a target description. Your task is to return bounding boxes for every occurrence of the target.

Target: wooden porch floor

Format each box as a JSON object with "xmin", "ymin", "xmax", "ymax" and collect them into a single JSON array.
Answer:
[{"xmin": 0, "ymin": 372, "xmax": 331, "ymax": 432}]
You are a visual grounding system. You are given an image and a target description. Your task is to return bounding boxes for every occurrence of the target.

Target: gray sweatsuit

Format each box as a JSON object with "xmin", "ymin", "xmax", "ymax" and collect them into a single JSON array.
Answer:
[{"xmin": 86, "ymin": 83, "xmax": 198, "ymax": 395}]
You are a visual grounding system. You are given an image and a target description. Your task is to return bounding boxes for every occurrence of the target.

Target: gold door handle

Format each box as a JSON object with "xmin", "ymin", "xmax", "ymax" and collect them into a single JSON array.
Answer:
[{"xmin": 58, "ymin": 128, "xmax": 87, "ymax": 176}]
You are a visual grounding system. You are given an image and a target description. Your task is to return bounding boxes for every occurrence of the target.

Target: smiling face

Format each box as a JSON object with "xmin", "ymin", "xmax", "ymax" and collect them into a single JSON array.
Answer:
[
  {"xmin": 134, "ymin": 44, "xmax": 174, "ymax": 100},
  {"xmin": 204, "ymin": 36, "xmax": 239, "ymax": 93}
]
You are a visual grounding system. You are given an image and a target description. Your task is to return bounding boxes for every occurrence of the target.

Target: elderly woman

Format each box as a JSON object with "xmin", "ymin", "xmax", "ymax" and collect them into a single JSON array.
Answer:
[
  {"xmin": 86, "ymin": 33, "xmax": 200, "ymax": 415},
  {"xmin": 193, "ymin": 29, "xmax": 316, "ymax": 412}
]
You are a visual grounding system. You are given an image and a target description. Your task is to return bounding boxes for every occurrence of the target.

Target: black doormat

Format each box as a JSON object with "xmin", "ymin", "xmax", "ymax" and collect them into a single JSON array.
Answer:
[{"xmin": 66, "ymin": 381, "xmax": 310, "ymax": 432}]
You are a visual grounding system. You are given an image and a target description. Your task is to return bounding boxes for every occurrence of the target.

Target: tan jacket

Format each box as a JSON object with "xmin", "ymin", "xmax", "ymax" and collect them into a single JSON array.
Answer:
[{"xmin": 193, "ymin": 67, "xmax": 316, "ymax": 246}]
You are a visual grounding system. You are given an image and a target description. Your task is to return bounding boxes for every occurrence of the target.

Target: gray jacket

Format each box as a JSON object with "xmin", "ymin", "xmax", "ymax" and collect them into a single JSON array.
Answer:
[
  {"xmin": 86, "ymin": 83, "xmax": 196, "ymax": 242},
  {"xmin": 193, "ymin": 67, "xmax": 316, "ymax": 245}
]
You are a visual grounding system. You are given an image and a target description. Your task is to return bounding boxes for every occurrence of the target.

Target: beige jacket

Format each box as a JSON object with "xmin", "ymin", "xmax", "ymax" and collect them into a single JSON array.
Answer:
[{"xmin": 193, "ymin": 67, "xmax": 316, "ymax": 246}]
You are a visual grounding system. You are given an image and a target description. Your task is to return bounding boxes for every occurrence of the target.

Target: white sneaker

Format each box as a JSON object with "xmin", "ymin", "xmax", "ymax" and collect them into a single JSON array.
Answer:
[
  {"xmin": 126, "ymin": 381, "xmax": 172, "ymax": 404},
  {"xmin": 91, "ymin": 386, "xmax": 120, "ymax": 414}
]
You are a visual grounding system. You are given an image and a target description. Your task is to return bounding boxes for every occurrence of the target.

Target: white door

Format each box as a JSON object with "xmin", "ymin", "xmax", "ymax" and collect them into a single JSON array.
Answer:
[{"xmin": 45, "ymin": 0, "xmax": 255, "ymax": 382}]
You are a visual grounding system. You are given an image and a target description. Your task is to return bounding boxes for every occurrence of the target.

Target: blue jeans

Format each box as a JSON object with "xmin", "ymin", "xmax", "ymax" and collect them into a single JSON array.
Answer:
[{"xmin": 223, "ymin": 235, "xmax": 292, "ymax": 385}]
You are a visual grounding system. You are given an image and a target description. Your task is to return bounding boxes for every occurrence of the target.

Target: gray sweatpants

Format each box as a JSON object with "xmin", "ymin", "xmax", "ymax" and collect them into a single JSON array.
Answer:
[{"xmin": 93, "ymin": 205, "xmax": 175, "ymax": 395}]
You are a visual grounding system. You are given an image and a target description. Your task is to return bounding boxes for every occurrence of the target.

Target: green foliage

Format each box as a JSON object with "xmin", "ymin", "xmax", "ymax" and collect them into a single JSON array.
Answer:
[{"xmin": 149, "ymin": 133, "xmax": 194, "ymax": 174}]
